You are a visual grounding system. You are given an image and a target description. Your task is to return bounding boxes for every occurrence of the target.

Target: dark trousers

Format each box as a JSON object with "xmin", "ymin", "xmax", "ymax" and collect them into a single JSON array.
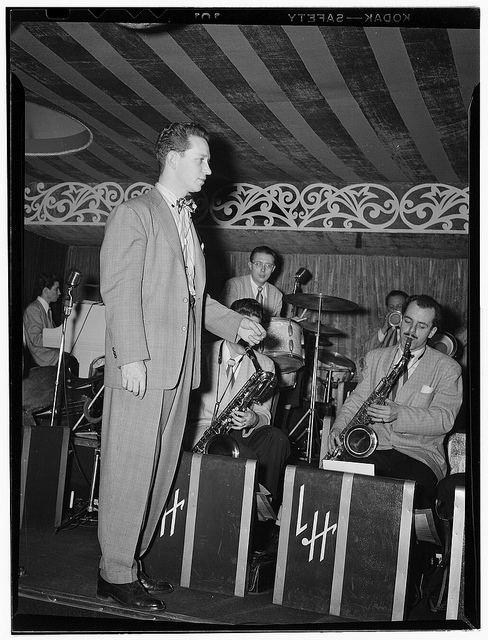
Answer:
[
  {"xmin": 233, "ymin": 426, "xmax": 291, "ymax": 505},
  {"xmin": 361, "ymin": 448, "xmax": 439, "ymax": 511}
]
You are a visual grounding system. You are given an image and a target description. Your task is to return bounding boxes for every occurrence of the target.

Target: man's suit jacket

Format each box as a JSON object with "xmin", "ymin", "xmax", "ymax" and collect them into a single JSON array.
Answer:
[
  {"xmin": 100, "ymin": 187, "xmax": 243, "ymax": 391},
  {"xmin": 219, "ymin": 275, "xmax": 283, "ymax": 318},
  {"xmin": 363, "ymin": 326, "xmax": 398, "ymax": 354},
  {"xmin": 23, "ymin": 298, "xmax": 58, "ymax": 366},
  {"xmin": 331, "ymin": 345, "xmax": 463, "ymax": 480}
]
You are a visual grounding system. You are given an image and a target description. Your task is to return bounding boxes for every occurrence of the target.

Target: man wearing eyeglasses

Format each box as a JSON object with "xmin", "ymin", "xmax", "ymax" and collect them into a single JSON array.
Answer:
[
  {"xmin": 219, "ymin": 246, "xmax": 283, "ymax": 319},
  {"xmin": 363, "ymin": 289, "xmax": 409, "ymax": 354}
]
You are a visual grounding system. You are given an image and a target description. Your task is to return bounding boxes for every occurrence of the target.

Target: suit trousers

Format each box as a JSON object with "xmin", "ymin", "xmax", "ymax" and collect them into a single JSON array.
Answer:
[
  {"xmin": 98, "ymin": 310, "xmax": 196, "ymax": 584},
  {"xmin": 233, "ymin": 426, "xmax": 291, "ymax": 505}
]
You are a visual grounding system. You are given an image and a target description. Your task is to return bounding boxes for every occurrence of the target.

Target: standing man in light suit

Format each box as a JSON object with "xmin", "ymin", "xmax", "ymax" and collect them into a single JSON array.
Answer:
[
  {"xmin": 97, "ymin": 122, "xmax": 266, "ymax": 612},
  {"xmin": 219, "ymin": 246, "xmax": 283, "ymax": 320}
]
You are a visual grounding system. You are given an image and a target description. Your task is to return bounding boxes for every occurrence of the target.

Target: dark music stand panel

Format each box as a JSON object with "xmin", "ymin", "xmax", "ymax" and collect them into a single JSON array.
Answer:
[
  {"xmin": 144, "ymin": 451, "xmax": 257, "ymax": 597},
  {"xmin": 274, "ymin": 465, "xmax": 414, "ymax": 622},
  {"xmin": 20, "ymin": 424, "xmax": 70, "ymax": 530}
]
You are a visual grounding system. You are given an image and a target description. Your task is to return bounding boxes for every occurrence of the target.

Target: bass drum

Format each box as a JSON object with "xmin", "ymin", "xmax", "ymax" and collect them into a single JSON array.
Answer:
[{"xmin": 262, "ymin": 317, "xmax": 304, "ymax": 378}]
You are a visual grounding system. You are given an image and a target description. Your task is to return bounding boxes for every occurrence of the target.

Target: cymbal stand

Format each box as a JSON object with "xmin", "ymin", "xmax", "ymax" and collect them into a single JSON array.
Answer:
[
  {"xmin": 71, "ymin": 383, "xmax": 105, "ymax": 432},
  {"xmin": 50, "ymin": 286, "xmax": 75, "ymax": 427},
  {"xmin": 288, "ymin": 294, "xmax": 324, "ymax": 464},
  {"xmin": 87, "ymin": 444, "xmax": 101, "ymax": 517},
  {"xmin": 55, "ymin": 435, "xmax": 100, "ymax": 532}
]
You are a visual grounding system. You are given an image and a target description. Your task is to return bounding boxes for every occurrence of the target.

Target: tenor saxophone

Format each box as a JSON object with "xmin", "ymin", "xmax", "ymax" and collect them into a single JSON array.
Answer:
[
  {"xmin": 326, "ymin": 336, "xmax": 413, "ymax": 460},
  {"xmin": 192, "ymin": 366, "xmax": 277, "ymax": 458}
]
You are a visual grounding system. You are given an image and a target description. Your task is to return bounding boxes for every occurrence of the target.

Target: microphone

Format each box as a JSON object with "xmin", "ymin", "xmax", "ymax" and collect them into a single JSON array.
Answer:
[
  {"xmin": 66, "ymin": 268, "xmax": 82, "ymax": 289},
  {"xmin": 294, "ymin": 267, "xmax": 312, "ymax": 285},
  {"xmin": 238, "ymin": 339, "xmax": 262, "ymax": 372}
]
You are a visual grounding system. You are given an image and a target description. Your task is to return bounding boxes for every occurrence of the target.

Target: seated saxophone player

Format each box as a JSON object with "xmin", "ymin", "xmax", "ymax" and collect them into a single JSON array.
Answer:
[
  {"xmin": 184, "ymin": 298, "xmax": 291, "ymax": 510},
  {"xmin": 328, "ymin": 294, "xmax": 463, "ymax": 513}
]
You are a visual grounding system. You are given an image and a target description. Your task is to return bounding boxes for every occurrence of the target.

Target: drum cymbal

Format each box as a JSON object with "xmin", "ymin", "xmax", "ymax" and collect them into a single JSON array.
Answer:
[
  {"xmin": 318, "ymin": 350, "xmax": 356, "ymax": 371},
  {"xmin": 284, "ymin": 293, "xmax": 359, "ymax": 312},
  {"xmin": 300, "ymin": 320, "xmax": 344, "ymax": 336}
]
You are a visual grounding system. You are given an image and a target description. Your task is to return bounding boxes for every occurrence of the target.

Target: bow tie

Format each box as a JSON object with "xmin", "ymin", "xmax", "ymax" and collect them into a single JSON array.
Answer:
[{"xmin": 176, "ymin": 197, "xmax": 196, "ymax": 213}]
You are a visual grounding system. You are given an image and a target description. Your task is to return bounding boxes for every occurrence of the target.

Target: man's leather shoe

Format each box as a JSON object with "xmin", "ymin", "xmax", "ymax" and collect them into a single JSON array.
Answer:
[
  {"xmin": 139, "ymin": 570, "xmax": 174, "ymax": 594},
  {"xmin": 97, "ymin": 573, "xmax": 166, "ymax": 611}
]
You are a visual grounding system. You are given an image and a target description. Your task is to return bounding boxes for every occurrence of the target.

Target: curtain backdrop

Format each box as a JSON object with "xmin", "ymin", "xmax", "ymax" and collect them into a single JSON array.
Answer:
[
  {"xmin": 205, "ymin": 250, "xmax": 469, "ymax": 367},
  {"xmin": 63, "ymin": 244, "xmax": 468, "ymax": 367}
]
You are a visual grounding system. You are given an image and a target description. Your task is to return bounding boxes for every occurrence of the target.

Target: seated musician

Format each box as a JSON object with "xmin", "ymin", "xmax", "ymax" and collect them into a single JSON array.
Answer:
[
  {"xmin": 184, "ymin": 298, "xmax": 290, "ymax": 510},
  {"xmin": 219, "ymin": 246, "xmax": 283, "ymax": 320},
  {"xmin": 329, "ymin": 294, "xmax": 463, "ymax": 514},
  {"xmin": 23, "ymin": 272, "xmax": 62, "ymax": 367},
  {"xmin": 363, "ymin": 289, "xmax": 408, "ymax": 354}
]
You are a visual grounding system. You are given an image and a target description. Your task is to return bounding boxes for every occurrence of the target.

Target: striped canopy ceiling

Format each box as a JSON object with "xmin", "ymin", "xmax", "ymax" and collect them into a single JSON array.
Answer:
[{"xmin": 10, "ymin": 11, "xmax": 479, "ymax": 190}]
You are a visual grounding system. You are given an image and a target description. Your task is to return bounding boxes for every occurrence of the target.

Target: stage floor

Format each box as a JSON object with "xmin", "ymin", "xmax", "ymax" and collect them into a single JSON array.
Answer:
[{"xmin": 13, "ymin": 517, "xmax": 450, "ymax": 634}]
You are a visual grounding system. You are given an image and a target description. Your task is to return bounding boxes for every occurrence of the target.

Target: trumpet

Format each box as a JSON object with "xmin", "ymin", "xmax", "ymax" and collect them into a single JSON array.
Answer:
[{"xmin": 387, "ymin": 310, "xmax": 403, "ymax": 327}]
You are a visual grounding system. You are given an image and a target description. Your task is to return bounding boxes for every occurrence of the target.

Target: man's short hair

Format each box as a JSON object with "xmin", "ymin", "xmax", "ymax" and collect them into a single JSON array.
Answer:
[
  {"xmin": 405, "ymin": 294, "xmax": 442, "ymax": 329},
  {"xmin": 34, "ymin": 273, "xmax": 60, "ymax": 297},
  {"xmin": 250, "ymin": 246, "xmax": 277, "ymax": 263},
  {"xmin": 385, "ymin": 290, "xmax": 409, "ymax": 307},
  {"xmin": 155, "ymin": 122, "xmax": 209, "ymax": 173},
  {"xmin": 230, "ymin": 298, "xmax": 264, "ymax": 323}
]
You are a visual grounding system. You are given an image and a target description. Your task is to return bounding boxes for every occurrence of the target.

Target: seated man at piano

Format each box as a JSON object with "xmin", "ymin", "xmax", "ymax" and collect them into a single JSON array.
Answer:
[
  {"xmin": 23, "ymin": 272, "xmax": 62, "ymax": 367},
  {"xmin": 328, "ymin": 294, "xmax": 463, "ymax": 514},
  {"xmin": 184, "ymin": 298, "xmax": 291, "ymax": 511}
]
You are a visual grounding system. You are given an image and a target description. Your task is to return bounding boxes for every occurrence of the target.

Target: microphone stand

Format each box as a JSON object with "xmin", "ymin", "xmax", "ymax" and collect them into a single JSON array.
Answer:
[{"xmin": 50, "ymin": 286, "xmax": 75, "ymax": 427}]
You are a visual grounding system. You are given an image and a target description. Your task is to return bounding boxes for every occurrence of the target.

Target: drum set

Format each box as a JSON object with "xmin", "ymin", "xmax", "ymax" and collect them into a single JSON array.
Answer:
[{"xmin": 261, "ymin": 292, "xmax": 359, "ymax": 464}]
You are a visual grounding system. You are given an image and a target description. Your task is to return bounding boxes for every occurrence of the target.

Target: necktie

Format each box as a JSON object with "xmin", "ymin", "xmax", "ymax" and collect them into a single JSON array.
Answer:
[
  {"xmin": 256, "ymin": 286, "xmax": 263, "ymax": 306},
  {"xmin": 176, "ymin": 197, "xmax": 196, "ymax": 295},
  {"xmin": 226, "ymin": 357, "xmax": 236, "ymax": 388},
  {"xmin": 47, "ymin": 308, "xmax": 53, "ymax": 327}
]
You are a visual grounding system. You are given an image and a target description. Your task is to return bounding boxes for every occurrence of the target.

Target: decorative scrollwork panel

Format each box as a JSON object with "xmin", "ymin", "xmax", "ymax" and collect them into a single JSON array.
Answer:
[{"xmin": 25, "ymin": 181, "xmax": 468, "ymax": 233}]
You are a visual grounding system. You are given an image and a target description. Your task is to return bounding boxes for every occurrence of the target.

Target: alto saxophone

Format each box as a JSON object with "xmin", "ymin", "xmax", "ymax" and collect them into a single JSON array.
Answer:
[
  {"xmin": 326, "ymin": 336, "xmax": 413, "ymax": 461},
  {"xmin": 192, "ymin": 349, "xmax": 277, "ymax": 458}
]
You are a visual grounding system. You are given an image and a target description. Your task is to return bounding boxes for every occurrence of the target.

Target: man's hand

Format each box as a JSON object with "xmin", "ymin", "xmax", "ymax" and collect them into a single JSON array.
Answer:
[
  {"xmin": 237, "ymin": 317, "xmax": 266, "ymax": 346},
  {"xmin": 231, "ymin": 408, "xmax": 258, "ymax": 430},
  {"xmin": 121, "ymin": 361, "xmax": 147, "ymax": 398},
  {"xmin": 328, "ymin": 429, "xmax": 343, "ymax": 451},
  {"xmin": 380, "ymin": 311, "xmax": 390, "ymax": 334},
  {"xmin": 366, "ymin": 400, "xmax": 398, "ymax": 424}
]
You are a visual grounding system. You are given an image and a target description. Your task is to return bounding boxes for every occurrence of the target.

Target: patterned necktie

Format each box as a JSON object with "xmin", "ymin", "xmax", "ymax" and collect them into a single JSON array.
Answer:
[
  {"xmin": 176, "ymin": 197, "xmax": 196, "ymax": 295},
  {"xmin": 256, "ymin": 286, "xmax": 263, "ymax": 306},
  {"xmin": 226, "ymin": 357, "xmax": 236, "ymax": 389}
]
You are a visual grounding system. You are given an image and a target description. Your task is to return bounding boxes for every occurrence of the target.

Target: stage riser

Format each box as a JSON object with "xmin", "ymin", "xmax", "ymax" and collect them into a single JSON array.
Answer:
[
  {"xmin": 20, "ymin": 425, "xmax": 70, "ymax": 530},
  {"xmin": 145, "ymin": 452, "xmax": 257, "ymax": 597},
  {"xmin": 273, "ymin": 465, "xmax": 415, "ymax": 622}
]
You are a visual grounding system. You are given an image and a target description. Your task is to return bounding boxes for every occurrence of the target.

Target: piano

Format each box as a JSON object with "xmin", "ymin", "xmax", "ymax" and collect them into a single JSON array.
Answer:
[{"xmin": 43, "ymin": 301, "xmax": 106, "ymax": 378}]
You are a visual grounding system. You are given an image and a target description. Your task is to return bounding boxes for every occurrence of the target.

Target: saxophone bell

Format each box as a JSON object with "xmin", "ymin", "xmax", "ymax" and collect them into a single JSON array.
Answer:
[{"xmin": 204, "ymin": 434, "xmax": 240, "ymax": 457}]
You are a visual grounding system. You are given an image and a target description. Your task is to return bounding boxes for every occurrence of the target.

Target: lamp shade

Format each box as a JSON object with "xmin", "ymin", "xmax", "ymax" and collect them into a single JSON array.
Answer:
[{"xmin": 25, "ymin": 102, "xmax": 93, "ymax": 156}]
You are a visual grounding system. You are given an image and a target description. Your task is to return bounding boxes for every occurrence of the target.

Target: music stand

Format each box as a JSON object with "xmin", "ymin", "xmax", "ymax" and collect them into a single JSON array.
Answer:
[{"xmin": 288, "ymin": 293, "xmax": 325, "ymax": 464}]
